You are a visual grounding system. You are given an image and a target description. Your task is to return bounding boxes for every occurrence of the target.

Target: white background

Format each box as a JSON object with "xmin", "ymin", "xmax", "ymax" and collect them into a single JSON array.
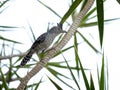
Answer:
[{"xmin": 0, "ymin": 0, "xmax": 120, "ymax": 90}]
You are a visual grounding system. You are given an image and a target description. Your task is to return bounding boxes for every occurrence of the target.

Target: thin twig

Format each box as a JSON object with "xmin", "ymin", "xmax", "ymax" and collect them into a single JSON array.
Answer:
[
  {"xmin": 17, "ymin": 0, "xmax": 95, "ymax": 89},
  {"xmin": 0, "ymin": 52, "xmax": 26, "ymax": 60}
]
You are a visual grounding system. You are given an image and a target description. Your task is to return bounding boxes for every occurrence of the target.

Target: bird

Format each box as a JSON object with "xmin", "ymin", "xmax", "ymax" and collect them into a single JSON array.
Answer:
[{"xmin": 20, "ymin": 23, "xmax": 67, "ymax": 66}]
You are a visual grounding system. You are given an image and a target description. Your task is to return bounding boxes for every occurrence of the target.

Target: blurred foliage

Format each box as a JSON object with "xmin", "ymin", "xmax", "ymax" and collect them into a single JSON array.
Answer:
[
  {"xmin": 0, "ymin": 0, "xmax": 118, "ymax": 90},
  {"xmin": 116, "ymin": 0, "xmax": 120, "ymax": 4}
]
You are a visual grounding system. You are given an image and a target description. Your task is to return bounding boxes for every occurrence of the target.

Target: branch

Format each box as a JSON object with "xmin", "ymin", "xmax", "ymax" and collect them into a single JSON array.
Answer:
[
  {"xmin": 0, "ymin": 52, "xmax": 26, "ymax": 60},
  {"xmin": 17, "ymin": 0, "xmax": 95, "ymax": 89}
]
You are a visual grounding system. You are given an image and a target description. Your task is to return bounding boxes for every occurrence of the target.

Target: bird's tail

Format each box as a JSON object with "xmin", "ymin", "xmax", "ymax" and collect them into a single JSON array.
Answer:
[{"xmin": 20, "ymin": 51, "xmax": 32, "ymax": 66}]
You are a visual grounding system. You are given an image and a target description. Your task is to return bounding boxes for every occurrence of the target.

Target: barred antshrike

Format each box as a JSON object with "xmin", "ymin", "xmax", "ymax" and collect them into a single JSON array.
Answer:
[{"xmin": 21, "ymin": 23, "xmax": 66, "ymax": 66}]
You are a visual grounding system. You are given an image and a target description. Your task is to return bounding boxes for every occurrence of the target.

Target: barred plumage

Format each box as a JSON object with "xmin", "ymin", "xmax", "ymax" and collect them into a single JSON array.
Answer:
[
  {"xmin": 20, "ymin": 52, "xmax": 32, "ymax": 66},
  {"xmin": 20, "ymin": 23, "xmax": 66, "ymax": 66}
]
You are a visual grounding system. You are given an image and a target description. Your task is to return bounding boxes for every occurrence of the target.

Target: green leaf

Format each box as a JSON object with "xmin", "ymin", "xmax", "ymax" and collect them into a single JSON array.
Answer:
[
  {"xmin": 12, "ymin": 69, "xmax": 21, "ymax": 80},
  {"xmin": 0, "ymin": 36, "xmax": 22, "ymax": 44},
  {"xmin": 81, "ymin": 17, "xmax": 120, "ymax": 28},
  {"xmin": 26, "ymin": 83, "xmax": 39, "ymax": 89},
  {"xmin": 27, "ymin": 21, "xmax": 36, "ymax": 42},
  {"xmin": 54, "ymin": 41, "xmax": 83, "ymax": 58},
  {"xmin": 77, "ymin": 31, "xmax": 100, "ymax": 53},
  {"xmin": 90, "ymin": 73, "xmax": 95, "ymax": 90},
  {"xmin": 37, "ymin": 0, "xmax": 61, "ymax": 19},
  {"xmin": 73, "ymin": 32, "xmax": 80, "ymax": 77},
  {"xmin": 60, "ymin": 0, "xmax": 82, "ymax": 24},
  {"xmin": 0, "ymin": 68, "xmax": 9, "ymax": 90},
  {"xmin": 0, "ymin": 25, "xmax": 21, "ymax": 31},
  {"xmin": 0, "ymin": 6, "xmax": 9, "ymax": 14},
  {"xmin": 96, "ymin": 0, "xmax": 104, "ymax": 47},
  {"xmin": 116, "ymin": 0, "xmax": 120, "ymax": 4},
  {"xmin": 80, "ymin": 21, "xmax": 98, "ymax": 27},
  {"xmin": 34, "ymin": 77, "xmax": 43, "ymax": 90},
  {"xmin": 47, "ymin": 76, "xmax": 62, "ymax": 90},
  {"xmin": 0, "ymin": 25, "xmax": 19, "ymax": 29},
  {"xmin": 99, "ymin": 54, "xmax": 105, "ymax": 90},
  {"xmin": 74, "ymin": 46, "xmax": 90, "ymax": 90},
  {"xmin": 54, "ymin": 45, "xmax": 75, "ymax": 57},
  {"xmin": 78, "ymin": 59, "xmax": 90, "ymax": 90},
  {"xmin": 80, "ymin": 0, "xmax": 88, "ymax": 11},
  {"xmin": 47, "ymin": 67, "xmax": 70, "ymax": 79},
  {"xmin": 0, "ymin": 0, "xmax": 9, "ymax": 8},
  {"xmin": 47, "ymin": 61, "xmax": 86, "ymax": 70},
  {"xmin": 62, "ymin": 54, "xmax": 81, "ymax": 90},
  {"xmin": 6, "ymin": 45, "xmax": 14, "ymax": 84},
  {"xmin": 0, "ymin": 0, "xmax": 10, "ymax": 13},
  {"xmin": 47, "ymin": 67, "xmax": 75, "ymax": 89},
  {"xmin": 80, "ymin": 7, "xmax": 96, "ymax": 26}
]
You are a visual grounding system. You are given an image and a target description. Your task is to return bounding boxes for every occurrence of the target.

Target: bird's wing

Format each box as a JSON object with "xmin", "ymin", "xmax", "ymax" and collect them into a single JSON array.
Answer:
[{"xmin": 30, "ymin": 33, "xmax": 47, "ymax": 49}]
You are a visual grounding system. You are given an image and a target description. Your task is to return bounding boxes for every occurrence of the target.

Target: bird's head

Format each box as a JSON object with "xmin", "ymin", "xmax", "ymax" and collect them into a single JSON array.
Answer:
[
  {"xmin": 49, "ymin": 23, "xmax": 67, "ymax": 34},
  {"xmin": 57, "ymin": 23, "xmax": 67, "ymax": 33}
]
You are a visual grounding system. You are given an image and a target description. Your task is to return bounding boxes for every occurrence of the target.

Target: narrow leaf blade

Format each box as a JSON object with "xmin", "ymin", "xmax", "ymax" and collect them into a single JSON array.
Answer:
[{"xmin": 96, "ymin": 0, "xmax": 104, "ymax": 47}]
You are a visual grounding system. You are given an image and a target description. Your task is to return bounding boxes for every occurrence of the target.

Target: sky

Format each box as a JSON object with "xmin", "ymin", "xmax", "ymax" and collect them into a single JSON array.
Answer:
[{"xmin": 0, "ymin": 0, "xmax": 120, "ymax": 90}]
